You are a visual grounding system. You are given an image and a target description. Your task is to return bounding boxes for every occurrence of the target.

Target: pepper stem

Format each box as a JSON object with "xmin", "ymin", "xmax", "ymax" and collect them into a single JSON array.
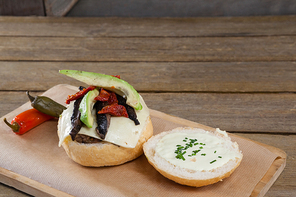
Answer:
[
  {"xmin": 26, "ymin": 91, "xmax": 35, "ymax": 103},
  {"xmin": 3, "ymin": 118, "xmax": 20, "ymax": 132}
]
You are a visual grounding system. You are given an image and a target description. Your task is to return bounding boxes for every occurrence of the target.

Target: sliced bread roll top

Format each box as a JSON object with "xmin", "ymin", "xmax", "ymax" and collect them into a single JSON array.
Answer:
[{"xmin": 143, "ymin": 127, "xmax": 243, "ymax": 187}]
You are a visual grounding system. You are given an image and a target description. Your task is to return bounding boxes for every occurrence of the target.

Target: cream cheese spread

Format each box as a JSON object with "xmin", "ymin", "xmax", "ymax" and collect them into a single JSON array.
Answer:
[
  {"xmin": 58, "ymin": 95, "xmax": 150, "ymax": 148},
  {"xmin": 155, "ymin": 130, "xmax": 241, "ymax": 171}
]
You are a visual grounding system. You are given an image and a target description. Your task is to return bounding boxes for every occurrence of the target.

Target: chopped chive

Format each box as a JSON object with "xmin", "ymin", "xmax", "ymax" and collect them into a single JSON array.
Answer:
[
  {"xmin": 175, "ymin": 154, "xmax": 185, "ymax": 161},
  {"xmin": 210, "ymin": 160, "xmax": 217, "ymax": 164},
  {"xmin": 214, "ymin": 151, "xmax": 217, "ymax": 153},
  {"xmin": 175, "ymin": 137, "xmax": 204, "ymax": 161},
  {"xmin": 218, "ymin": 156, "xmax": 222, "ymax": 158},
  {"xmin": 201, "ymin": 153, "xmax": 206, "ymax": 156}
]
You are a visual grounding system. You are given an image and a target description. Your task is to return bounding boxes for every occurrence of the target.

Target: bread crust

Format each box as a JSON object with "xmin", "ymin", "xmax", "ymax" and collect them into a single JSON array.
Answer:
[
  {"xmin": 146, "ymin": 156, "xmax": 241, "ymax": 187},
  {"xmin": 143, "ymin": 127, "xmax": 243, "ymax": 187},
  {"xmin": 58, "ymin": 116, "xmax": 153, "ymax": 167}
]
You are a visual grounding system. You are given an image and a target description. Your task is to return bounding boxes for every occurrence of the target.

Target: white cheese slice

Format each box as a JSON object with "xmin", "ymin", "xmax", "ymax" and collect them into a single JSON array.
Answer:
[{"xmin": 58, "ymin": 95, "xmax": 150, "ymax": 148}]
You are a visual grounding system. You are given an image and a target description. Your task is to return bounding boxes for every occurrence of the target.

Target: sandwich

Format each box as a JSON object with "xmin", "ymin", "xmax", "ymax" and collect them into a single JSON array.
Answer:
[{"xmin": 57, "ymin": 70, "xmax": 153, "ymax": 167}]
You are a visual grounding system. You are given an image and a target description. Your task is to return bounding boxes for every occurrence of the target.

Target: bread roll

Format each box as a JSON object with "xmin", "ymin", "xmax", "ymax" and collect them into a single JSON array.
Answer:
[
  {"xmin": 58, "ymin": 116, "xmax": 153, "ymax": 167},
  {"xmin": 143, "ymin": 127, "xmax": 243, "ymax": 187}
]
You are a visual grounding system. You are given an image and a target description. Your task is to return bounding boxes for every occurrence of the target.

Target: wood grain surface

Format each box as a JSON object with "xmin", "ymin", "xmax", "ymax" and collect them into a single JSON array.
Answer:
[
  {"xmin": 0, "ymin": 16, "xmax": 296, "ymax": 37},
  {"xmin": 1, "ymin": 62, "xmax": 296, "ymax": 92},
  {"xmin": 0, "ymin": 15, "xmax": 295, "ymax": 196},
  {"xmin": 1, "ymin": 91, "xmax": 296, "ymax": 134},
  {"xmin": 0, "ymin": 36, "xmax": 295, "ymax": 62}
]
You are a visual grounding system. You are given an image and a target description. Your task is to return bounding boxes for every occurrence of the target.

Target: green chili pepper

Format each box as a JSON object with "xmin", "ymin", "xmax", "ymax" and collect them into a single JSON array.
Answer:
[{"xmin": 27, "ymin": 91, "xmax": 66, "ymax": 118}]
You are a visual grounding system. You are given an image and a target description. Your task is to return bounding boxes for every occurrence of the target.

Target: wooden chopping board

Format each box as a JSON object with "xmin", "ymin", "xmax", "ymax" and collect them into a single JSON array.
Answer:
[{"xmin": 0, "ymin": 85, "xmax": 286, "ymax": 197}]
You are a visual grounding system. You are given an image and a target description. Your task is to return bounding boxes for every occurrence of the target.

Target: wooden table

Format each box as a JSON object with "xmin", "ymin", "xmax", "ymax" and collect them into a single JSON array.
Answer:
[{"xmin": 0, "ymin": 15, "xmax": 295, "ymax": 196}]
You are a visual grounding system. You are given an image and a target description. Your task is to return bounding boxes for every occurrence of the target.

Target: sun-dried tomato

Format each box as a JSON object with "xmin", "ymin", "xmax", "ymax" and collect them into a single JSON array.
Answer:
[
  {"xmin": 94, "ymin": 88, "xmax": 110, "ymax": 102},
  {"xmin": 95, "ymin": 87, "xmax": 128, "ymax": 118},
  {"xmin": 65, "ymin": 86, "xmax": 96, "ymax": 104},
  {"xmin": 95, "ymin": 88, "xmax": 118, "ymax": 105},
  {"xmin": 97, "ymin": 103, "xmax": 128, "ymax": 118},
  {"xmin": 111, "ymin": 75, "xmax": 120, "ymax": 79},
  {"xmin": 107, "ymin": 92, "xmax": 118, "ymax": 105}
]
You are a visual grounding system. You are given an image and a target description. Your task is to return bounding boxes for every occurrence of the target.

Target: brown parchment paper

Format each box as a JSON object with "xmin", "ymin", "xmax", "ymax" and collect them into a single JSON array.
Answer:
[{"xmin": 0, "ymin": 84, "xmax": 278, "ymax": 197}]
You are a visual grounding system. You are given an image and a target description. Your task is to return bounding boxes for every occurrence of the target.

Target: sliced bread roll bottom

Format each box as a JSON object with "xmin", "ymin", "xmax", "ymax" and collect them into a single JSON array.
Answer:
[
  {"xmin": 58, "ymin": 116, "xmax": 153, "ymax": 167},
  {"xmin": 143, "ymin": 127, "xmax": 243, "ymax": 187}
]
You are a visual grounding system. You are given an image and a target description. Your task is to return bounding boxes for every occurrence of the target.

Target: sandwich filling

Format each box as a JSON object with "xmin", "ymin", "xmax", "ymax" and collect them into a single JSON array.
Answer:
[
  {"xmin": 58, "ymin": 90, "xmax": 150, "ymax": 148},
  {"xmin": 155, "ymin": 129, "xmax": 242, "ymax": 171},
  {"xmin": 57, "ymin": 71, "xmax": 150, "ymax": 149}
]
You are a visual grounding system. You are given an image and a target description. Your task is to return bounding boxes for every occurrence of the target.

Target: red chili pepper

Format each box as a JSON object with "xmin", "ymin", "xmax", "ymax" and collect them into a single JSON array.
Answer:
[
  {"xmin": 66, "ymin": 86, "xmax": 96, "ymax": 104},
  {"xmin": 98, "ymin": 103, "xmax": 128, "ymax": 118},
  {"xmin": 3, "ymin": 108, "xmax": 54, "ymax": 135}
]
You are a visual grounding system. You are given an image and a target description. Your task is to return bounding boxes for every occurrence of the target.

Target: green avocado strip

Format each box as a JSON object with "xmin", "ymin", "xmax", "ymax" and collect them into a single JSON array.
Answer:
[
  {"xmin": 59, "ymin": 70, "xmax": 142, "ymax": 110},
  {"xmin": 79, "ymin": 88, "xmax": 100, "ymax": 128}
]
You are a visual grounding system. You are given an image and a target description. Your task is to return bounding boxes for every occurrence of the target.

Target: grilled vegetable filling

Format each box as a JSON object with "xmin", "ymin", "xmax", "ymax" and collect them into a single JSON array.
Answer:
[
  {"xmin": 94, "ymin": 101, "xmax": 111, "ymax": 139},
  {"xmin": 69, "ymin": 97, "xmax": 83, "ymax": 141},
  {"xmin": 69, "ymin": 86, "xmax": 140, "ymax": 143}
]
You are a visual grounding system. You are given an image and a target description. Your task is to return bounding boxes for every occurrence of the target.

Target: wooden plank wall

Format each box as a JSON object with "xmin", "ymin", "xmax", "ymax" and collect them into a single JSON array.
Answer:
[
  {"xmin": 0, "ymin": 0, "xmax": 295, "ymax": 17},
  {"xmin": 0, "ymin": 16, "xmax": 295, "ymax": 134}
]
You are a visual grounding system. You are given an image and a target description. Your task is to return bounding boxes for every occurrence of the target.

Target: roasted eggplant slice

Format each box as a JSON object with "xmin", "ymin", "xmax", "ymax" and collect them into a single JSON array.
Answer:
[
  {"xmin": 69, "ymin": 97, "xmax": 83, "ymax": 141},
  {"xmin": 116, "ymin": 94, "xmax": 140, "ymax": 125},
  {"xmin": 94, "ymin": 101, "xmax": 111, "ymax": 139}
]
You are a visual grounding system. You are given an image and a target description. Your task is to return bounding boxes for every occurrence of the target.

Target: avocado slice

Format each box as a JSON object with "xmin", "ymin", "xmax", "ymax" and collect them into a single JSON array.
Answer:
[
  {"xmin": 59, "ymin": 70, "xmax": 143, "ymax": 110},
  {"xmin": 79, "ymin": 88, "xmax": 100, "ymax": 128}
]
